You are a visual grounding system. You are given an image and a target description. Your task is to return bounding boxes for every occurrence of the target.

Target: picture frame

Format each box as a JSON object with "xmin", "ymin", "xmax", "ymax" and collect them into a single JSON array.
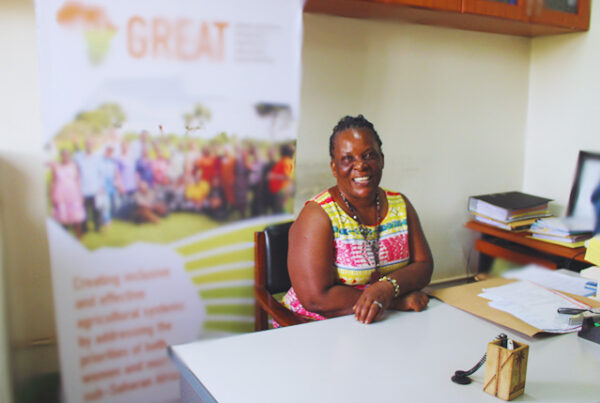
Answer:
[{"xmin": 566, "ymin": 150, "xmax": 600, "ymax": 219}]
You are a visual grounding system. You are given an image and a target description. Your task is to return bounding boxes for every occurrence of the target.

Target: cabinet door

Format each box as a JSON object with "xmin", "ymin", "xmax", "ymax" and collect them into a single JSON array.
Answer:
[
  {"xmin": 462, "ymin": 0, "xmax": 528, "ymax": 21},
  {"xmin": 379, "ymin": 0, "xmax": 461, "ymax": 11},
  {"xmin": 530, "ymin": 0, "xmax": 590, "ymax": 29}
]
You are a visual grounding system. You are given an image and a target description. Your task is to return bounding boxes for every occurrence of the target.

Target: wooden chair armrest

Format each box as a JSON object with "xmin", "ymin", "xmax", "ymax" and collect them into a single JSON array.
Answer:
[{"xmin": 254, "ymin": 287, "xmax": 309, "ymax": 327}]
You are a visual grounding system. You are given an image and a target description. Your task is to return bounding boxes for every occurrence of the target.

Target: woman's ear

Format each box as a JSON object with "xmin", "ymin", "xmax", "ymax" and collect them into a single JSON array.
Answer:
[
  {"xmin": 330, "ymin": 159, "xmax": 338, "ymax": 179},
  {"xmin": 381, "ymin": 152, "xmax": 384, "ymax": 169}
]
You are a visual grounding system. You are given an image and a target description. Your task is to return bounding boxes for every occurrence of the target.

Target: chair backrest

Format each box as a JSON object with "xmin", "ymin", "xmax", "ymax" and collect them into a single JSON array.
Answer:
[{"xmin": 263, "ymin": 221, "xmax": 293, "ymax": 294}]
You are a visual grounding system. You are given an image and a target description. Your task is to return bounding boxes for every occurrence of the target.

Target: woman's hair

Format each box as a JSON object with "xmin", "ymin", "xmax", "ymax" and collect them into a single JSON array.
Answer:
[{"xmin": 329, "ymin": 114, "xmax": 382, "ymax": 159}]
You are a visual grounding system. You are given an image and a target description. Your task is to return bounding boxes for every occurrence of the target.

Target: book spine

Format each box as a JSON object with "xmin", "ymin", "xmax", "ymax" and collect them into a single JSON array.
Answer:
[
  {"xmin": 473, "ymin": 215, "xmax": 512, "ymax": 230},
  {"xmin": 505, "ymin": 211, "xmax": 551, "ymax": 222},
  {"xmin": 531, "ymin": 233, "xmax": 584, "ymax": 243},
  {"xmin": 468, "ymin": 197, "xmax": 509, "ymax": 221}
]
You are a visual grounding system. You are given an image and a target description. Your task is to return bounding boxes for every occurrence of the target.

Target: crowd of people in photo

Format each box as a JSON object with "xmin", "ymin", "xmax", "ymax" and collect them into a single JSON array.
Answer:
[{"xmin": 47, "ymin": 130, "xmax": 296, "ymax": 238}]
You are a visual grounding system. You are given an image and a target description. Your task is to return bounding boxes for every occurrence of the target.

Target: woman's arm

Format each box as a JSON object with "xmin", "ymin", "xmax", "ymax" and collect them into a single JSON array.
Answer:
[
  {"xmin": 353, "ymin": 194, "xmax": 433, "ymax": 321},
  {"xmin": 392, "ymin": 195, "xmax": 433, "ymax": 289},
  {"xmin": 386, "ymin": 194, "xmax": 433, "ymax": 310},
  {"xmin": 287, "ymin": 201, "xmax": 363, "ymax": 318}
]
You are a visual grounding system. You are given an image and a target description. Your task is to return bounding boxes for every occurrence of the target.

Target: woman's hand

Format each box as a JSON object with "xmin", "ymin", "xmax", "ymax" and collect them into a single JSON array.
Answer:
[
  {"xmin": 390, "ymin": 291, "xmax": 429, "ymax": 312},
  {"xmin": 352, "ymin": 281, "xmax": 395, "ymax": 324}
]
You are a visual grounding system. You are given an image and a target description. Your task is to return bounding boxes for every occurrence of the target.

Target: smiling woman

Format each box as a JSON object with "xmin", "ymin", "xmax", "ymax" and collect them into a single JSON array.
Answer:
[{"xmin": 281, "ymin": 115, "xmax": 434, "ymax": 325}]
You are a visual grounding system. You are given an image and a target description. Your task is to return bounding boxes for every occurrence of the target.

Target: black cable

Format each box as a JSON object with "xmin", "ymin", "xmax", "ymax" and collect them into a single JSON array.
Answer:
[{"xmin": 451, "ymin": 333, "xmax": 507, "ymax": 385}]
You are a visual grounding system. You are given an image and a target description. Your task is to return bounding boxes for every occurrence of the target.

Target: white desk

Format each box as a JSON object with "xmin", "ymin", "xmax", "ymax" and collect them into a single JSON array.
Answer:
[{"xmin": 169, "ymin": 300, "xmax": 600, "ymax": 402}]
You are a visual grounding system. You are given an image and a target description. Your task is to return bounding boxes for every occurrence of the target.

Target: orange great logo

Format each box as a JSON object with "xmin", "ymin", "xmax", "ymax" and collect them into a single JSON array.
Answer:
[{"xmin": 57, "ymin": 1, "xmax": 117, "ymax": 65}]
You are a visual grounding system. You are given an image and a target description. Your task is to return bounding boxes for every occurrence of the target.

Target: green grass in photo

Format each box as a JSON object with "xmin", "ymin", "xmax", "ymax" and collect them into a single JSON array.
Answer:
[{"xmin": 80, "ymin": 212, "xmax": 221, "ymax": 250}]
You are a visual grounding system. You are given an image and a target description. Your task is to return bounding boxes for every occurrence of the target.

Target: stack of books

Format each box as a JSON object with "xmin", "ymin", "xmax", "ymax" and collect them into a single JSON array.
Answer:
[
  {"xmin": 468, "ymin": 191, "xmax": 552, "ymax": 231},
  {"xmin": 530, "ymin": 217, "xmax": 593, "ymax": 248}
]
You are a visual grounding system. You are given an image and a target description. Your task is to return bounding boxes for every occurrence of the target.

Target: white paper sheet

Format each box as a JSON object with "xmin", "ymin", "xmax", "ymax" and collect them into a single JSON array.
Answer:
[
  {"xmin": 479, "ymin": 280, "xmax": 591, "ymax": 333},
  {"xmin": 502, "ymin": 264, "xmax": 597, "ymax": 297}
]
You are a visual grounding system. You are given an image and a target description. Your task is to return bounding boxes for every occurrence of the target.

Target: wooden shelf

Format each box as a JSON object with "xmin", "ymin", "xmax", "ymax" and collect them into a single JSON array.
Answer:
[
  {"xmin": 474, "ymin": 238, "xmax": 559, "ymax": 269},
  {"xmin": 466, "ymin": 220, "xmax": 589, "ymax": 261},
  {"xmin": 303, "ymin": 0, "xmax": 590, "ymax": 37},
  {"xmin": 465, "ymin": 220, "xmax": 591, "ymax": 271}
]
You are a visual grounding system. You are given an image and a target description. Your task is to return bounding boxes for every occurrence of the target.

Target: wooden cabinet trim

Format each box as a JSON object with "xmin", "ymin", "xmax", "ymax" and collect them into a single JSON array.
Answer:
[
  {"xmin": 382, "ymin": 0, "xmax": 462, "ymax": 11},
  {"xmin": 462, "ymin": 0, "xmax": 528, "ymax": 21},
  {"xmin": 531, "ymin": 0, "xmax": 590, "ymax": 30},
  {"xmin": 303, "ymin": 0, "xmax": 590, "ymax": 37}
]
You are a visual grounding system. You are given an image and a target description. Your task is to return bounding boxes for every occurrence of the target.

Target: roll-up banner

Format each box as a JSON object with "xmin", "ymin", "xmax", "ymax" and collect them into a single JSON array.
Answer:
[{"xmin": 35, "ymin": 1, "xmax": 303, "ymax": 401}]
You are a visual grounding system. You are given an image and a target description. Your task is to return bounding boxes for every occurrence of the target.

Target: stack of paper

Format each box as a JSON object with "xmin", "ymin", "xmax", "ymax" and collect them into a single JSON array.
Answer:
[
  {"xmin": 529, "ymin": 217, "xmax": 593, "ymax": 248},
  {"xmin": 479, "ymin": 281, "xmax": 591, "ymax": 333},
  {"xmin": 502, "ymin": 264, "xmax": 597, "ymax": 297}
]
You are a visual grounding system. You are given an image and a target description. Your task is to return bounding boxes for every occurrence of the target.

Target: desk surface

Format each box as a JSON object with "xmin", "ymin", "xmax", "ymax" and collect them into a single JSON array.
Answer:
[{"xmin": 170, "ymin": 300, "xmax": 600, "ymax": 403}]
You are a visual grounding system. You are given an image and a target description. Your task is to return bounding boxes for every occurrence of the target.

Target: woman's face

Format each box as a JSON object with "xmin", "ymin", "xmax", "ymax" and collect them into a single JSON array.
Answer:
[{"xmin": 330, "ymin": 128, "xmax": 383, "ymax": 201}]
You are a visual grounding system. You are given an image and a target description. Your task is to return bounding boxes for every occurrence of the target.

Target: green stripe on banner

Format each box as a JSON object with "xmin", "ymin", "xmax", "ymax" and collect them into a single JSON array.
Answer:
[
  {"xmin": 192, "ymin": 267, "xmax": 253, "ymax": 285},
  {"xmin": 176, "ymin": 224, "xmax": 267, "ymax": 256},
  {"xmin": 185, "ymin": 248, "xmax": 253, "ymax": 271},
  {"xmin": 205, "ymin": 304, "xmax": 254, "ymax": 316},
  {"xmin": 204, "ymin": 321, "xmax": 254, "ymax": 333},
  {"xmin": 200, "ymin": 286, "xmax": 254, "ymax": 299}
]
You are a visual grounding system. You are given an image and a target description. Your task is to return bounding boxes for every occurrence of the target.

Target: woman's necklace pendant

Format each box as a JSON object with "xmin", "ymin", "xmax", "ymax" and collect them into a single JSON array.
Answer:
[
  {"xmin": 359, "ymin": 226, "xmax": 369, "ymax": 238},
  {"xmin": 339, "ymin": 189, "xmax": 381, "ymax": 270}
]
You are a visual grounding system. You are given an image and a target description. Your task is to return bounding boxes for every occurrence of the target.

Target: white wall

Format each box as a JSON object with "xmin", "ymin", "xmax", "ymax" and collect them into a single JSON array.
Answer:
[
  {"xmin": 524, "ymin": 4, "xmax": 600, "ymax": 213},
  {"xmin": 296, "ymin": 14, "xmax": 531, "ymax": 281},
  {"xmin": 0, "ymin": 0, "xmax": 58, "ymax": 396}
]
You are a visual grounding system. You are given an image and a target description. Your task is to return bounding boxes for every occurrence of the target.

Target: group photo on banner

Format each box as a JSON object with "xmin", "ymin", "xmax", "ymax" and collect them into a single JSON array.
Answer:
[
  {"xmin": 35, "ymin": 0, "xmax": 303, "ymax": 402},
  {"xmin": 46, "ymin": 103, "xmax": 296, "ymax": 248}
]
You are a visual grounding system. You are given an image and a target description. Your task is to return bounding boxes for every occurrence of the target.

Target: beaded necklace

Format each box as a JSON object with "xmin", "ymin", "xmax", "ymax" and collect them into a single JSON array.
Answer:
[{"xmin": 339, "ymin": 189, "xmax": 381, "ymax": 271}]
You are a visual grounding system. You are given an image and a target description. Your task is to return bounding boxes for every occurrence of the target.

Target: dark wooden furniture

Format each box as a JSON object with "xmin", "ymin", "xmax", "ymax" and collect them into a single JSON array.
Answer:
[
  {"xmin": 464, "ymin": 0, "xmax": 590, "ymax": 30},
  {"xmin": 303, "ymin": 0, "xmax": 591, "ymax": 37},
  {"xmin": 466, "ymin": 220, "xmax": 591, "ymax": 272},
  {"xmin": 254, "ymin": 221, "xmax": 308, "ymax": 331}
]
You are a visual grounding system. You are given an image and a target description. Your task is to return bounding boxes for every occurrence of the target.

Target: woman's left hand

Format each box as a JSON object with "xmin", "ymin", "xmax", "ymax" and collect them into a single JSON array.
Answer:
[
  {"xmin": 390, "ymin": 290, "xmax": 429, "ymax": 312},
  {"xmin": 352, "ymin": 281, "xmax": 394, "ymax": 324}
]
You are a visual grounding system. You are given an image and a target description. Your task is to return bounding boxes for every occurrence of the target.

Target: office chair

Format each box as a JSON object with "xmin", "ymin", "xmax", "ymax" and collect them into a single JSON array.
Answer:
[{"xmin": 254, "ymin": 221, "xmax": 308, "ymax": 331}]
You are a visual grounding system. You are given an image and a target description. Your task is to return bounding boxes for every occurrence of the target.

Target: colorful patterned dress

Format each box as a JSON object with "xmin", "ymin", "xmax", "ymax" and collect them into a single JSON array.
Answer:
[
  {"xmin": 50, "ymin": 162, "xmax": 86, "ymax": 225},
  {"xmin": 281, "ymin": 188, "xmax": 410, "ymax": 322}
]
